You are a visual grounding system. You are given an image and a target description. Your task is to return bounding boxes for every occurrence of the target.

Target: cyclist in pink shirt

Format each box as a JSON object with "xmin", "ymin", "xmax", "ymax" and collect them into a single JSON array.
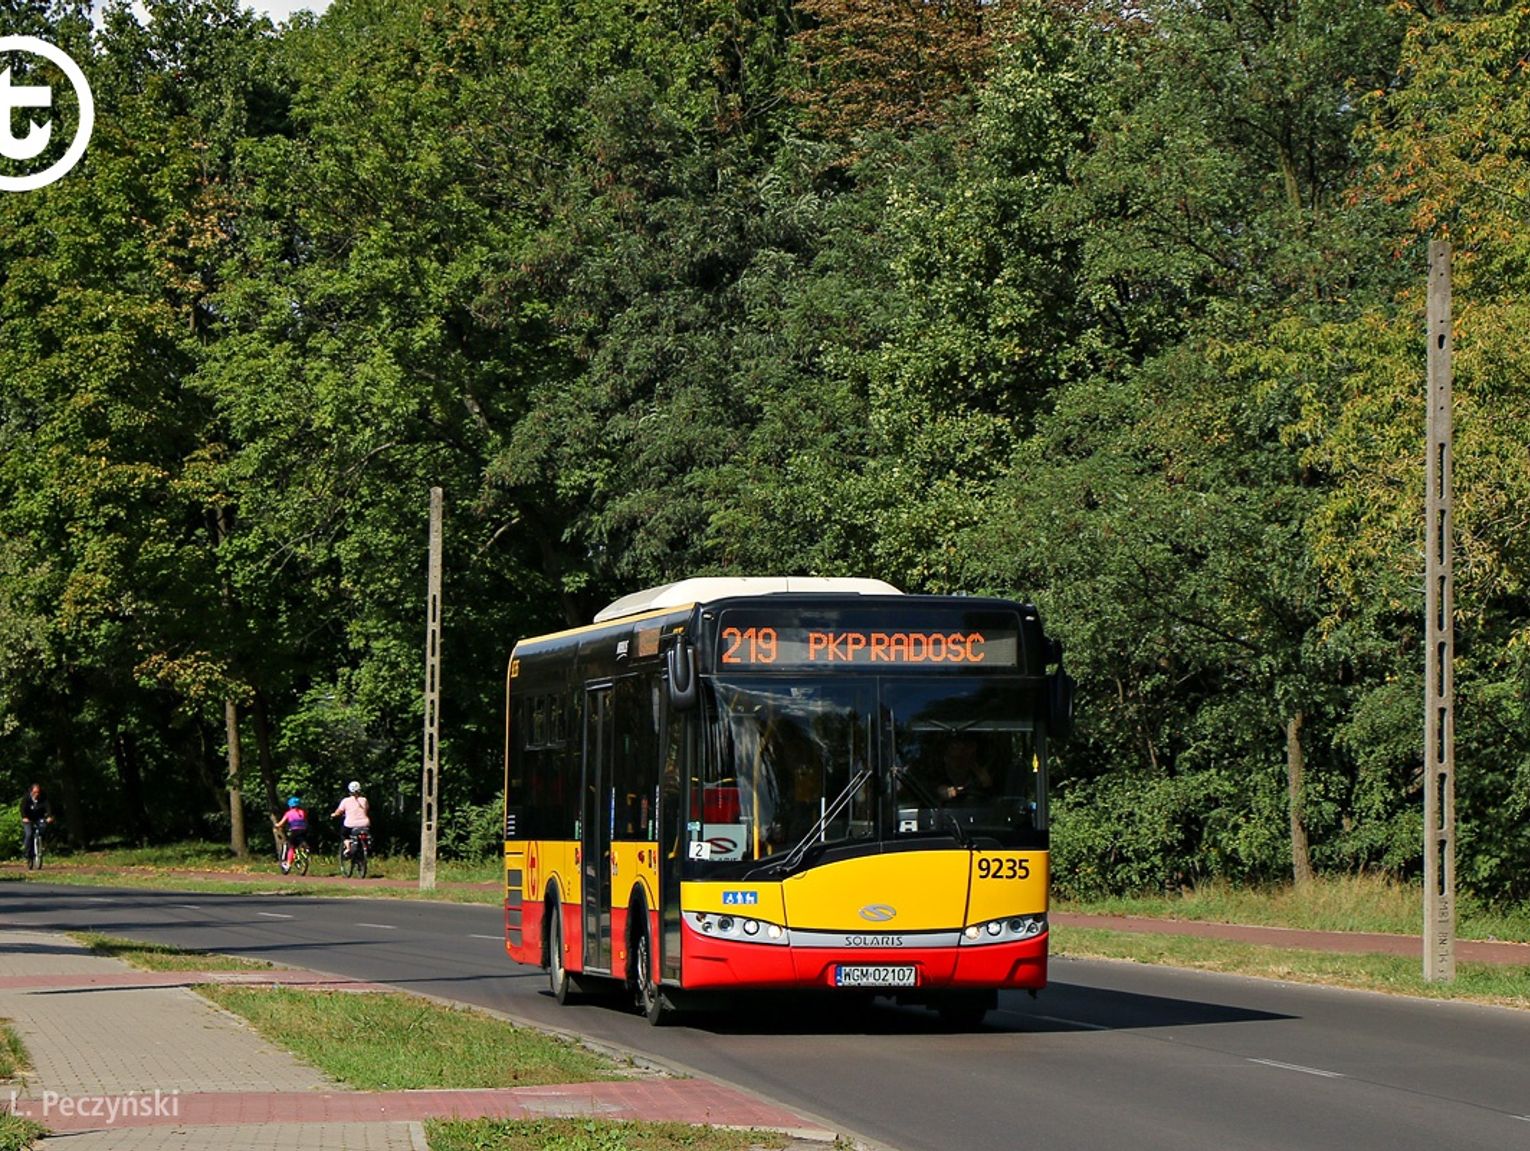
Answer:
[
  {"xmin": 333, "ymin": 781, "xmax": 371, "ymax": 865},
  {"xmin": 333, "ymin": 780, "xmax": 370, "ymax": 831}
]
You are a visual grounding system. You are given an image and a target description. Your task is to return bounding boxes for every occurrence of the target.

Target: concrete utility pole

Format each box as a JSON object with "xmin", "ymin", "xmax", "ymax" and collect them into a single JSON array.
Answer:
[
  {"xmin": 420, "ymin": 486, "xmax": 444, "ymax": 892},
  {"xmin": 1423, "ymin": 240, "xmax": 1455, "ymax": 983}
]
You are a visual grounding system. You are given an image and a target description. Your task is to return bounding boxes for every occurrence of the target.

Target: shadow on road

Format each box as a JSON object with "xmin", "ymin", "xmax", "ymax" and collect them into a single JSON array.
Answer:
[{"xmin": 537, "ymin": 982, "xmax": 1293, "ymax": 1037}]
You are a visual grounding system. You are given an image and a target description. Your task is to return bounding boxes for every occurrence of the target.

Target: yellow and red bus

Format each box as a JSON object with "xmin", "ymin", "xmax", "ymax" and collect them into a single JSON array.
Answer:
[{"xmin": 502, "ymin": 577, "xmax": 1074, "ymax": 1026}]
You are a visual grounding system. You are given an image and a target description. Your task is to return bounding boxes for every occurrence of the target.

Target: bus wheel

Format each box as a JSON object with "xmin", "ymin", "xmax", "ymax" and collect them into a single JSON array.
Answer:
[
  {"xmin": 936, "ymin": 991, "xmax": 993, "ymax": 1030},
  {"xmin": 548, "ymin": 902, "xmax": 574, "ymax": 1005},
  {"xmin": 633, "ymin": 926, "xmax": 670, "ymax": 1026}
]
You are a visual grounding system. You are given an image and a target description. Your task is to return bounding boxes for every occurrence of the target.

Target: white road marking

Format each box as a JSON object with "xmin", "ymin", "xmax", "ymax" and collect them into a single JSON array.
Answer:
[
  {"xmin": 176, "ymin": 904, "xmax": 202, "ymax": 910},
  {"xmin": 355, "ymin": 922, "xmax": 396, "ymax": 930},
  {"xmin": 257, "ymin": 912, "xmax": 294, "ymax": 920},
  {"xmin": 1248, "ymin": 1058, "xmax": 1344, "ymax": 1079},
  {"xmin": 469, "ymin": 934, "xmax": 502, "ymax": 941}
]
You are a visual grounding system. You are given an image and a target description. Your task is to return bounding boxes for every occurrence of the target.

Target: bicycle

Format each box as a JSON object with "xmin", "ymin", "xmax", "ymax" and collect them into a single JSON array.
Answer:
[
  {"xmin": 339, "ymin": 828, "xmax": 370, "ymax": 879},
  {"xmin": 23, "ymin": 820, "xmax": 47, "ymax": 870},
  {"xmin": 279, "ymin": 835, "xmax": 311, "ymax": 877}
]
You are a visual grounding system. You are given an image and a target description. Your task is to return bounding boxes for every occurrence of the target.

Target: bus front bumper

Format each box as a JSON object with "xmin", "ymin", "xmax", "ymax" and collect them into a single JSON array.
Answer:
[{"xmin": 679, "ymin": 922, "xmax": 1048, "ymax": 992}]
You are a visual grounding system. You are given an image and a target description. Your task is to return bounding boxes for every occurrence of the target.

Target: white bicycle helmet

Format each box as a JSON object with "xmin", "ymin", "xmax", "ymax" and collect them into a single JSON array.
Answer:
[{"xmin": 347, "ymin": 780, "xmax": 361, "ymax": 794}]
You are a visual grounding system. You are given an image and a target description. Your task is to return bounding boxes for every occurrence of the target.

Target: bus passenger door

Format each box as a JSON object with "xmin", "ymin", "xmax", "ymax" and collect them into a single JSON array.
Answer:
[{"xmin": 582, "ymin": 686, "xmax": 614, "ymax": 973}]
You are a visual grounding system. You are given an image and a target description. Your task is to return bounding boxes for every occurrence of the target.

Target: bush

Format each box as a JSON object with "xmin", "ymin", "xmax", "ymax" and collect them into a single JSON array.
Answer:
[
  {"xmin": 438, "ymin": 800, "xmax": 504, "ymax": 861},
  {"xmin": 1050, "ymin": 769, "xmax": 1285, "ymax": 900},
  {"xmin": 0, "ymin": 806, "xmax": 22, "ymax": 861}
]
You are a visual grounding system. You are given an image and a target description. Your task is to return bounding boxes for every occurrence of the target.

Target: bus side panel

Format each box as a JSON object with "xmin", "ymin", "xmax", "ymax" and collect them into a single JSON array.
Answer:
[
  {"xmin": 516, "ymin": 839, "xmax": 582, "ymax": 970},
  {"xmin": 609, "ymin": 842, "xmax": 660, "ymax": 979},
  {"xmin": 505, "ymin": 843, "xmax": 532, "ymax": 964}
]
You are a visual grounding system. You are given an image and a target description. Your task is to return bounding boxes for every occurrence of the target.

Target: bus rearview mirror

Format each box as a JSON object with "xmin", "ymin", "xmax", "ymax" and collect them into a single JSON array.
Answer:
[{"xmin": 667, "ymin": 640, "xmax": 698, "ymax": 711}]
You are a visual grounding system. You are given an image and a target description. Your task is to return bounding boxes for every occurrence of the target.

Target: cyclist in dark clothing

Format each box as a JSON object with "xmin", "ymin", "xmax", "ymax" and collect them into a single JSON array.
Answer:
[{"xmin": 20, "ymin": 783, "xmax": 52, "ymax": 870}]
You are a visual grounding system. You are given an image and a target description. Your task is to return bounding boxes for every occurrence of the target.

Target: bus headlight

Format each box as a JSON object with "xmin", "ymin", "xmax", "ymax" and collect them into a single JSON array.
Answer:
[
  {"xmin": 960, "ymin": 914, "xmax": 1047, "ymax": 945},
  {"xmin": 684, "ymin": 911, "xmax": 790, "ymax": 945}
]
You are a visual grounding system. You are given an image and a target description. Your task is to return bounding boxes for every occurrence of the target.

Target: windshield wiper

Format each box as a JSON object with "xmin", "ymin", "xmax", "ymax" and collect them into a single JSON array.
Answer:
[
  {"xmin": 768, "ymin": 765, "xmax": 873, "ymax": 876},
  {"xmin": 892, "ymin": 762, "xmax": 969, "ymax": 847}
]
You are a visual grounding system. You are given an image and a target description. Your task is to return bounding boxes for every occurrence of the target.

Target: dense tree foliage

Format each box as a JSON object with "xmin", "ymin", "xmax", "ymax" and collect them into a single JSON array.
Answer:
[{"xmin": 2, "ymin": 0, "xmax": 1526, "ymax": 897}]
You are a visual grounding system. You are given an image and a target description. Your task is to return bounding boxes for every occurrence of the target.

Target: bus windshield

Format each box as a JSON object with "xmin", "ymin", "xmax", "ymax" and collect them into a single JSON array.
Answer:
[
  {"xmin": 693, "ymin": 676, "xmax": 1045, "ymax": 874},
  {"xmin": 699, "ymin": 678, "xmax": 877, "ymax": 870},
  {"xmin": 884, "ymin": 678, "xmax": 1043, "ymax": 848}
]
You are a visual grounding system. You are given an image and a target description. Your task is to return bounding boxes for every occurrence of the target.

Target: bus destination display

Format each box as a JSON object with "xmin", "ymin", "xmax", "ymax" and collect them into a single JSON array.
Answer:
[{"xmin": 717, "ymin": 623, "xmax": 1020, "ymax": 668}]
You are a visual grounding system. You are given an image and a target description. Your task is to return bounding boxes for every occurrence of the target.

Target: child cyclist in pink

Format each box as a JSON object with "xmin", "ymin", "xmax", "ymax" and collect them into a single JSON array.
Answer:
[{"xmin": 275, "ymin": 797, "xmax": 309, "ymax": 873}]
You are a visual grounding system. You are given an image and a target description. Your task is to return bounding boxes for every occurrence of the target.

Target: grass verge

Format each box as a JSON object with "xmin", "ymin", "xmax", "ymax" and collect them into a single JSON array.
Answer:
[
  {"xmin": 0, "ymin": 1025, "xmax": 42, "ymax": 1151},
  {"xmin": 0, "ymin": 1021, "xmax": 28, "ymax": 1080},
  {"xmin": 199, "ymin": 986, "xmax": 629, "ymax": 1089},
  {"xmin": 426, "ymin": 1119, "xmax": 789, "ymax": 1151},
  {"xmin": 0, "ymin": 1115, "xmax": 44, "ymax": 1151},
  {"xmin": 1058, "ymin": 874, "xmax": 1530, "ymax": 942},
  {"xmin": 13, "ymin": 868, "xmax": 497, "ymax": 904},
  {"xmin": 1054, "ymin": 925, "xmax": 1530, "ymax": 1008},
  {"xmin": 34, "ymin": 842, "xmax": 500, "ymax": 884},
  {"xmin": 72, "ymin": 933, "xmax": 274, "ymax": 972}
]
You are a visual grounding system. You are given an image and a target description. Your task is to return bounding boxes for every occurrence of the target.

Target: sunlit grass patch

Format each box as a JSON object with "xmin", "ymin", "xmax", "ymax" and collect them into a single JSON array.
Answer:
[
  {"xmin": 71, "ymin": 933, "xmax": 274, "ymax": 972},
  {"xmin": 199, "ymin": 986, "xmax": 630, "ymax": 1089},
  {"xmin": 0, "ymin": 1114, "xmax": 44, "ymax": 1151},
  {"xmin": 0, "ymin": 1021, "xmax": 29, "ymax": 1080},
  {"xmin": 425, "ymin": 1118, "xmax": 790, "ymax": 1151}
]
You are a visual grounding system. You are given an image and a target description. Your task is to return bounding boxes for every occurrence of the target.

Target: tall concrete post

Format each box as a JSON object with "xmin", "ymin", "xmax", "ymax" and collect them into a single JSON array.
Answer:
[
  {"xmin": 420, "ymin": 486, "xmax": 443, "ymax": 892},
  {"xmin": 1424, "ymin": 241, "xmax": 1455, "ymax": 982}
]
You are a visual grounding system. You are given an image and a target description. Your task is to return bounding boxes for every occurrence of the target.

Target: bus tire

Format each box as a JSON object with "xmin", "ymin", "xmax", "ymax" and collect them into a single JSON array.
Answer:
[
  {"xmin": 548, "ymin": 900, "xmax": 575, "ymax": 1005},
  {"xmin": 632, "ymin": 919, "xmax": 671, "ymax": 1026},
  {"xmin": 936, "ymin": 990, "xmax": 993, "ymax": 1030}
]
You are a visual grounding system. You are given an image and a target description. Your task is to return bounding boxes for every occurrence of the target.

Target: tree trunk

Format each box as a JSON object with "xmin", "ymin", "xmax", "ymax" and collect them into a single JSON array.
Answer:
[
  {"xmin": 113, "ymin": 727, "xmax": 152, "ymax": 845},
  {"xmin": 1286, "ymin": 710, "xmax": 1314, "ymax": 887},
  {"xmin": 213, "ymin": 504, "xmax": 248, "ymax": 858},
  {"xmin": 192, "ymin": 722, "xmax": 229, "ymax": 821},
  {"xmin": 224, "ymin": 697, "xmax": 248, "ymax": 858},
  {"xmin": 53, "ymin": 699, "xmax": 86, "ymax": 848},
  {"xmin": 252, "ymin": 688, "xmax": 283, "ymax": 859}
]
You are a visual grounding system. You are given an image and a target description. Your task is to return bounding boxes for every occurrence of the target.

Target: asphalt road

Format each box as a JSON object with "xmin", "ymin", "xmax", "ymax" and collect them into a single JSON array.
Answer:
[{"xmin": 3, "ymin": 883, "xmax": 1528, "ymax": 1151}]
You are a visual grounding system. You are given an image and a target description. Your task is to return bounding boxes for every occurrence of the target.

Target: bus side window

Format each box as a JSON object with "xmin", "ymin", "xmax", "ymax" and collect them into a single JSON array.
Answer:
[{"xmin": 613, "ymin": 675, "xmax": 659, "ymax": 842}]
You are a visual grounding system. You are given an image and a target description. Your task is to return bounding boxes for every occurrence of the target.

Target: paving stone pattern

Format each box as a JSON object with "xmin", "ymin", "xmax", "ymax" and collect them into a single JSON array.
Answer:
[{"xmin": 0, "ymin": 929, "xmax": 839, "ymax": 1151}]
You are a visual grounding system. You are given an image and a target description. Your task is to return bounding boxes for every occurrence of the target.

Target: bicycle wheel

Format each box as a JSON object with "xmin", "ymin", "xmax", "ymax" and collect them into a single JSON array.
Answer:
[
  {"xmin": 295, "ymin": 846, "xmax": 309, "ymax": 877},
  {"xmin": 340, "ymin": 845, "xmax": 354, "ymax": 878},
  {"xmin": 354, "ymin": 848, "xmax": 367, "ymax": 879}
]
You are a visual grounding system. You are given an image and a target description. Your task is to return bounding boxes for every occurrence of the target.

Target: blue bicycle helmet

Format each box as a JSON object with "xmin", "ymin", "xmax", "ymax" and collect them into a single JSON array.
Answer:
[{"xmin": 287, "ymin": 796, "xmax": 302, "ymax": 808}]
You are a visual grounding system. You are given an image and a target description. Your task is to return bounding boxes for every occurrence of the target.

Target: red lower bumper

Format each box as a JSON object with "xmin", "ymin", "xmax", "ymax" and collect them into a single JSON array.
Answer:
[{"xmin": 680, "ymin": 923, "xmax": 1048, "ymax": 992}]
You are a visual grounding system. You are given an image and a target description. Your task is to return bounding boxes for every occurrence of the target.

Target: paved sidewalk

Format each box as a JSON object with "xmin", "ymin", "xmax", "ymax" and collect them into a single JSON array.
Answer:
[{"xmin": 0, "ymin": 929, "xmax": 840, "ymax": 1150}]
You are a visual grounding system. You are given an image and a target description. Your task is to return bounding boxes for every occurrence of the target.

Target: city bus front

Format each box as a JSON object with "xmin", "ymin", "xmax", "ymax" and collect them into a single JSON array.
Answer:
[{"xmin": 672, "ymin": 599, "xmax": 1062, "ymax": 1019}]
